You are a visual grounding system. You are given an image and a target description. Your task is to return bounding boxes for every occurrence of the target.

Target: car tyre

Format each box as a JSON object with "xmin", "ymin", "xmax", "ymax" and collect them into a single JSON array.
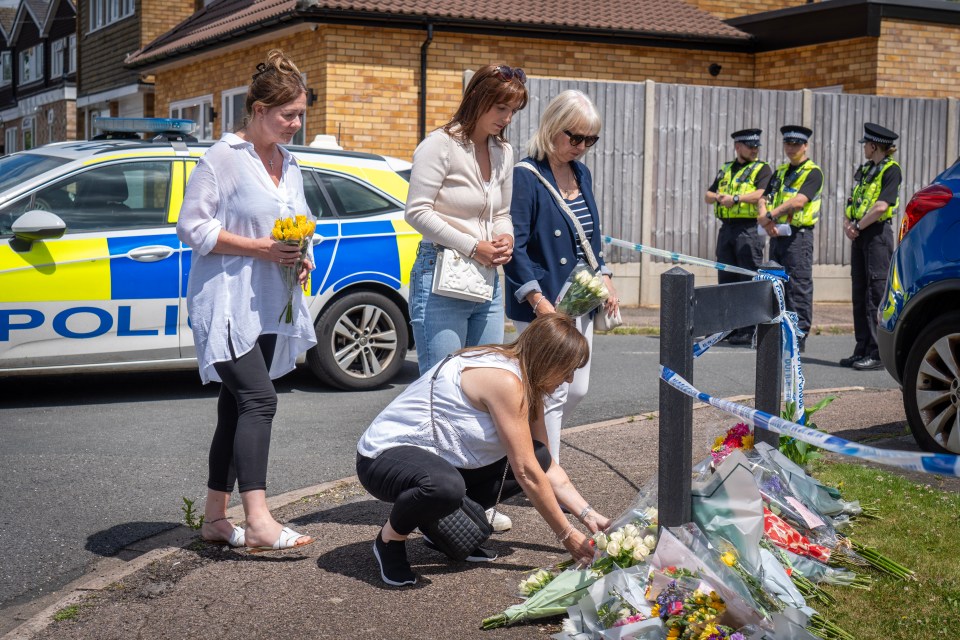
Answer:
[
  {"xmin": 307, "ymin": 290, "xmax": 408, "ymax": 390},
  {"xmin": 902, "ymin": 310, "xmax": 960, "ymax": 454}
]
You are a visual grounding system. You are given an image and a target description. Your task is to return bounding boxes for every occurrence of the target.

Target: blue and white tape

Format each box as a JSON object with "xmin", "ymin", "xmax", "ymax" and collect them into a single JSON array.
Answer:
[
  {"xmin": 660, "ymin": 365, "xmax": 960, "ymax": 478},
  {"xmin": 603, "ymin": 235, "xmax": 805, "ymax": 421}
]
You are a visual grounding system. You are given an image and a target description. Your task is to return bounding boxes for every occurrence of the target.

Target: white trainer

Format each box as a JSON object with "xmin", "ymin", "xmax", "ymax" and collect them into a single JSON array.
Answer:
[{"xmin": 486, "ymin": 508, "xmax": 512, "ymax": 532}]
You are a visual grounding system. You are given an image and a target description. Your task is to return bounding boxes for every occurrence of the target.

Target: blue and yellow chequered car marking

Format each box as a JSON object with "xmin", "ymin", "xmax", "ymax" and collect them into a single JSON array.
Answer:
[{"xmin": 107, "ymin": 235, "xmax": 181, "ymax": 299}]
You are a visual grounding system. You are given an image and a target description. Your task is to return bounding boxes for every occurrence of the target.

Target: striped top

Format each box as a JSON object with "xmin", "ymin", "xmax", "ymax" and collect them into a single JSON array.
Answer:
[{"xmin": 564, "ymin": 193, "xmax": 593, "ymax": 259}]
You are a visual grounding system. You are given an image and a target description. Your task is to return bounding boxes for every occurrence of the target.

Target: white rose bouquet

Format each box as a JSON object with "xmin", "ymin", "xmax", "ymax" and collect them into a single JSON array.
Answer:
[{"xmin": 555, "ymin": 260, "xmax": 609, "ymax": 317}]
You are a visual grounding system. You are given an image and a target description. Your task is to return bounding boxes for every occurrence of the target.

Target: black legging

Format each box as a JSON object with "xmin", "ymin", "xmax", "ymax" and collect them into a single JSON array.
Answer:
[
  {"xmin": 356, "ymin": 441, "xmax": 552, "ymax": 535},
  {"xmin": 208, "ymin": 334, "xmax": 278, "ymax": 493}
]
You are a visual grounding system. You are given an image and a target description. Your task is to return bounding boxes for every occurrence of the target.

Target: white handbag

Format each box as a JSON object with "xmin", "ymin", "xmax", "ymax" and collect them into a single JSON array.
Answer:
[
  {"xmin": 431, "ymin": 248, "xmax": 495, "ymax": 303},
  {"xmin": 594, "ymin": 306, "xmax": 623, "ymax": 332}
]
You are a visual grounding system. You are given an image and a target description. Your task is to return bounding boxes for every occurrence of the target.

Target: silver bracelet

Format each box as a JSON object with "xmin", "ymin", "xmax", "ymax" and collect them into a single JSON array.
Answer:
[
  {"xmin": 532, "ymin": 295, "xmax": 546, "ymax": 314},
  {"xmin": 578, "ymin": 505, "xmax": 593, "ymax": 521},
  {"xmin": 468, "ymin": 239, "xmax": 479, "ymax": 259},
  {"xmin": 555, "ymin": 525, "xmax": 576, "ymax": 544}
]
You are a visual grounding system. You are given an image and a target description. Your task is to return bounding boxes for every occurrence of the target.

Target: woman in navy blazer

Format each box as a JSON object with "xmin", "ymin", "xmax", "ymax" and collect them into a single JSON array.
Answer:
[{"xmin": 504, "ymin": 90, "xmax": 619, "ymax": 462}]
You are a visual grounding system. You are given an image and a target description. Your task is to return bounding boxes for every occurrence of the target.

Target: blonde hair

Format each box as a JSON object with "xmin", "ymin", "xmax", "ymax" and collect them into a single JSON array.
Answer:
[
  {"xmin": 242, "ymin": 49, "xmax": 306, "ymax": 129},
  {"xmin": 459, "ymin": 314, "xmax": 589, "ymax": 423},
  {"xmin": 443, "ymin": 64, "xmax": 528, "ymax": 143},
  {"xmin": 527, "ymin": 90, "xmax": 601, "ymax": 160}
]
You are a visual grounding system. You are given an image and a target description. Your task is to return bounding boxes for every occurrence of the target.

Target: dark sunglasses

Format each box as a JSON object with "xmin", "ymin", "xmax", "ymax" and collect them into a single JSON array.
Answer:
[
  {"xmin": 563, "ymin": 130, "xmax": 600, "ymax": 148},
  {"xmin": 494, "ymin": 65, "xmax": 527, "ymax": 84}
]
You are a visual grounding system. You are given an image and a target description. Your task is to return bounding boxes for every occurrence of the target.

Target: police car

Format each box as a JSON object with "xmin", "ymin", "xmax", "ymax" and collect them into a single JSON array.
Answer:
[{"xmin": 0, "ymin": 118, "xmax": 420, "ymax": 390}]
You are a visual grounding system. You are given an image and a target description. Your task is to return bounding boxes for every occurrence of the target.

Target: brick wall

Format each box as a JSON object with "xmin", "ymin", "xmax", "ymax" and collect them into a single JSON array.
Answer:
[
  {"xmin": 876, "ymin": 19, "xmax": 960, "ymax": 98},
  {"xmin": 688, "ymin": 0, "xmax": 803, "ymax": 21},
  {"xmin": 152, "ymin": 24, "xmax": 754, "ymax": 159},
  {"xmin": 754, "ymin": 37, "xmax": 878, "ymax": 94},
  {"xmin": 140, "ymin": 0, "xmax": 195, "ymax": 55}
]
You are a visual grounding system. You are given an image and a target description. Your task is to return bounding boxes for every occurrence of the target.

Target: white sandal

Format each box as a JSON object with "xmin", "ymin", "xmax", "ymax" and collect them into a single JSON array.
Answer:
[
  {"xmin": 247, "ymin": 526, "xmax": 313, "ymax": 554},
  {"xmin": 201, "ymin": 518, "xmax": 246, "ymax": 548}
]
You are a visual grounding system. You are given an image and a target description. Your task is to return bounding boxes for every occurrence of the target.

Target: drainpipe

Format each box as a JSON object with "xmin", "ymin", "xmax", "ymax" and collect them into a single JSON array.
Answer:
[{"xmin": 419, "ymin": 22, "xmax": 434, "ymax": 142}]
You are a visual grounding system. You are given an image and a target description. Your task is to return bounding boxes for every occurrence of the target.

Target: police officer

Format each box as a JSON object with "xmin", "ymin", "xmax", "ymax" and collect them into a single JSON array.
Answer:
[
  {"xmin": 705, "ymin": 128, "xmax": 773, "ymax": 345},
  {"xmin": 840, "ymin": 123, "xmax": 901, "ymax": 371},
  {"xmin": 757, "ymin": 125, "xmax": 823, "ymax": 352}
]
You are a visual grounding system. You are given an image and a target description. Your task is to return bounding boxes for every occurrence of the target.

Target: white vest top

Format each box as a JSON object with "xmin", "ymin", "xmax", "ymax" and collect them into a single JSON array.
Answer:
[{"xmin": 357, "ymin": 352, "xmax": 522, "ymax": 468}]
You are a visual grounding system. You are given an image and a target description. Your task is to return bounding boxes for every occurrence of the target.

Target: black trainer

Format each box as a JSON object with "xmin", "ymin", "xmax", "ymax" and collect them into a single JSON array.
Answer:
[
  {"xmin": 373, "ymin": 533, "xmax": 417, "ymax": 586},
  {"xmin": 422, "ymin": 535, "xmax": 498, "ymax": 562}
]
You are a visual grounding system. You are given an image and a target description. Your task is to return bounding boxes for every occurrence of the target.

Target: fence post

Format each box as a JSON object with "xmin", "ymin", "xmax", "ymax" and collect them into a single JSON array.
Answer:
[
  {"xmin": 658, "ymin": 267, "xmax": 695, "ymax": 527},
  {"xmin": 754, "ymin": 262, "xmax": 783, "ymax": 447}
]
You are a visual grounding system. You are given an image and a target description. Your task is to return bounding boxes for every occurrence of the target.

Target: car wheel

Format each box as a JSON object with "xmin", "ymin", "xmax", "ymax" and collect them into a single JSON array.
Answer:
[
  {"xmin": 902, "ymin": 311, "xmax": 960, "ymax": 454},
  {"xmin": 307, "ymin": 290, "xmax": 408, "ymax": 390}
]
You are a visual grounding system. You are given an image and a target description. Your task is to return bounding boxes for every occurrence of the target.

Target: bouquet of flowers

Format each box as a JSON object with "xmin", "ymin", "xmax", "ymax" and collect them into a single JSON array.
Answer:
[
  {"xmin": 271, "ymin": 214, "xmax": 315, "ymax": 323},
  {"xmin": 711, "ymin": 423, "xmax": 755, "ymax": 466},
  {"xmin": 556, "ymin": 260, "xmax": 610, "ymax": 317},
  {"xmin": 592, "ymin": 522, "xmax": 658, "ymax": 575},
  {"xmin": 480, "ymin": 568, "xmax": 599, "ymax": 629}
]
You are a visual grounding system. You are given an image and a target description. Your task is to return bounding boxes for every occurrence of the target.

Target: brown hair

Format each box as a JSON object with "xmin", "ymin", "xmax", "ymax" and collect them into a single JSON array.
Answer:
[
  {"xmin": 443, "ymin": 64, "xmax": 528, "ymax": 142},
  {"xmin": 242, "ymin": 49, "xmax": 306, "ymax": 129},
  {"xmin": 459, "ymin": 314, "xmax": 589, "ymax": 423}
]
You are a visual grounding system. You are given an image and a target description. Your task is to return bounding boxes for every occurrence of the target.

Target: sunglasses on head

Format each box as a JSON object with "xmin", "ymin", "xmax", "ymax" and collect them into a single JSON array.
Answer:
[
  {"xmin": 563, "ymin": 130, "xmax": 600, "ymax": 148},
  {"xmin": 494, "ymin": 65, "xmax": 527, "ymax": 84}
]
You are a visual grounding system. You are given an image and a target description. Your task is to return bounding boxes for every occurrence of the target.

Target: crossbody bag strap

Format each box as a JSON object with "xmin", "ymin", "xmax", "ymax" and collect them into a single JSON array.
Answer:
[
  {"xmin": 516, "ymin": 161, "xmax": 600, "ymax": 272},
  {"xmin": 428, "ymin": 354, "xmax": 509, "ymax": 524}
]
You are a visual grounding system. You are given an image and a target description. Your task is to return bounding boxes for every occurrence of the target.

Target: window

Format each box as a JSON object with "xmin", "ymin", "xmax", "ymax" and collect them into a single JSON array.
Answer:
[
  {"xmin": 89, "ymin": 0, "xmax": 135, "ymax": 32},
  {"xmin": 22, "ymin": 117, "xmax": 34, "ymax": 150},
  {"xmin": 319, "ymin": 173, "xmax": 397, "ymax": 217},
  {"xmin": 68, "ymin": 35, "xmax": 77, "ymax": 74},
  {"xmin": 21, "ymin": 161, "xmax": 173, "ymax": 232},
  {"xmin": 170, "ymin": 95, "xmax": 213, "ymax": 140},
  {"xmin": 221, "ymin": 86, "xmax": 247, "ymax": 134},
  {"xmin": 19, "ymin": 45, "xmax": 43, "ymax": 85},
  {"xmin": 302, "ymin": 171, "xmax": 334, "ymax": 219},
  {"xmin": 51, "ymin": 39, "xmax": 65, "ymax": 78},
  {"xmin": 0, "ymin": 51, "xmax": 11, "ymax": 87}
]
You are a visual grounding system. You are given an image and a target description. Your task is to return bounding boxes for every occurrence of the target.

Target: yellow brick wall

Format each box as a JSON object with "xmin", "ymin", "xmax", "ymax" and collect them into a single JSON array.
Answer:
[
  {"xmin": 688, "ymin": 0, "xmax": 803, "ymax": 21},
  {"xmin": 876, "ymin": 19, "xmax": 960, "ymax": 98},
  {"xmin": 140, "ymin": 0, "xmax": 196, "ymax": 50},
  {"xmin": 754, "ymin": 38, "xmax": 879, "ymax": 94}
]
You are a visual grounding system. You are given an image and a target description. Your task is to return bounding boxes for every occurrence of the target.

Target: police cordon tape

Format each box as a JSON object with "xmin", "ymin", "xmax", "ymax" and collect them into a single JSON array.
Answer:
[
  {"xmin": 660, "ymin": 364, "xmax": 960, "ymax": 478},
  {"xmin": 602, "ymin": 235, "xmax": 806, "ymax": 422}
]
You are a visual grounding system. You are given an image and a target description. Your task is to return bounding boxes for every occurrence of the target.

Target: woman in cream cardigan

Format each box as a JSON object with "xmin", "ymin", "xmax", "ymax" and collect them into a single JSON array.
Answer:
[{"xmin": 405, "ymin": 64, "xmax": 528, "ymax": 376}]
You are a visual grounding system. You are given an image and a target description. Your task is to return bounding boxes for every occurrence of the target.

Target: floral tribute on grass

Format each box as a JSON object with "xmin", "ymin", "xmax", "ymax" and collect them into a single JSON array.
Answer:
[{"xmin": 271, "ymin": 214, "xmax": 315, "ymax": 323}]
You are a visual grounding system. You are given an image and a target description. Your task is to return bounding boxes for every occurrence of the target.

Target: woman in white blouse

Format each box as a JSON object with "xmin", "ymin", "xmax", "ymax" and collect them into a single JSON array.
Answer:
[
  {"xmin": 177, "ymin": 50, "xmax": 315, "ymax": 553},
  {"xmin": 405, "ymin": 64, "xmax": 528, "ymax": 377}
]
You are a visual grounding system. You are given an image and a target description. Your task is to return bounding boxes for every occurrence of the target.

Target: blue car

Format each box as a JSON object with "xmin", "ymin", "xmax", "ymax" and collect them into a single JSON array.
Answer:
[{"xmin": 877, "ymin": 160, "xmax": 960, "ymax": 454}]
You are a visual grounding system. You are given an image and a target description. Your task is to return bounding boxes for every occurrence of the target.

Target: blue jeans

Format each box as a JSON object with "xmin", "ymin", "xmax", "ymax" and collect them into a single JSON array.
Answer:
[{"xmin": 410, "ymin": 241, "xmax": 504, "ymax": 375}]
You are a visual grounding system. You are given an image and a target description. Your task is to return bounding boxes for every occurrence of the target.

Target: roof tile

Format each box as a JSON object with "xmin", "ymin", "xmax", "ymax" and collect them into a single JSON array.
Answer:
[{"xmin": 127, "ymin": 0, "xmax": 749, "ymax": 66}]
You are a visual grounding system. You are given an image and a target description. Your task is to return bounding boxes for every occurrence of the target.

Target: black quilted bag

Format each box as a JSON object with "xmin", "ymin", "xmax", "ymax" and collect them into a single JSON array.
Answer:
[
  {"xmin": 419, "ymin": 495, "xmax": 492, "ymax": 561},
  {"xmin": 421, "ymin": 355, "xmax": 507, "ymax": 561}
]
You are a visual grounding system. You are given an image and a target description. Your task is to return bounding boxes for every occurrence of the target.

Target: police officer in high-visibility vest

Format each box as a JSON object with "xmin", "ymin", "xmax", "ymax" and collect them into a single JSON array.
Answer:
[
  {"xmin": 840, "ymin": 122, "xmax": 902, "ymax": 371},
  {"xmin": 704, "ymin": 128, "xmax": 773, "ymax": 345},
  {"xmin": 757, "ymin": 125, "xmax": 823, "ymax": 353}
]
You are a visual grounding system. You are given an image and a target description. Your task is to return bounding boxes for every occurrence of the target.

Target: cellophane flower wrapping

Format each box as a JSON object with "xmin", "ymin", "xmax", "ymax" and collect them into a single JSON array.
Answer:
[
  {"xmin": 272, "ymin": 214, "xmax": 316, "ymax": 323},
  {"xmin": 482, "ymin": 568, "xmax": 599, "ymax": 629},
  {"xmin": 555, "ymin": 260, "xmax": 609, "ymax": 317}
]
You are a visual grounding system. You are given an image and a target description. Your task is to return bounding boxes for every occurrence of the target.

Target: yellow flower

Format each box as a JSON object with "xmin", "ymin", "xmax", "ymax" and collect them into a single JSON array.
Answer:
[
  {"xmin": 667, "ymin": 628, "xmax": 680, "ymax": 638},
  {"xmin": 714, "ymin": 436, "xmax": 725, "ymax": 447},
  {"xmin": 742, "ymin": 434, "xmax": 755, "ymax": 449},
  {"xmin": 721, "ymin": 551, "xmax": 737, "ymax": 566}
]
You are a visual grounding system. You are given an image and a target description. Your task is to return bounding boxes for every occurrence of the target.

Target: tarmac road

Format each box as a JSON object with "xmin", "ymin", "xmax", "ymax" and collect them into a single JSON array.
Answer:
[{"xmin": 0, "ymin": 333, "xmax": 899, "ymax": 634}]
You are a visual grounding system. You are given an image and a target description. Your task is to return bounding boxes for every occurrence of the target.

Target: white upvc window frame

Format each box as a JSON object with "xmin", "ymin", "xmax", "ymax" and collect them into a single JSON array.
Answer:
[
  {"xmin": 51, "ymin": 38, "xmax": 65, "ymax": 78},
  {"xmin": 19, "ymin": 44, "xmax": 43, "ymax": 85},
  {"xmin": 221, "ymin": 85, "xmax": 247, "ymax": 135},
  {"xmin": 88, "ymin": 0, "xmax": 135, "ymax": 33},
  {"xmin": 4, "ymin": 127, "xmax": 17, "ymax": 153},
  {"xmin": 0, "ymin": 51, "xmax": 11, "ymax": 87},
  {"xmin": 68, "ymin": 34, "xmax": 77, "ymax": 74},
  {"xmin": 21, "ymin": 117, "xmax": 34, "ymax": 149},
  {"xmin": 170, "ymin": 94, "xmax": 214, "ymax": 141}
]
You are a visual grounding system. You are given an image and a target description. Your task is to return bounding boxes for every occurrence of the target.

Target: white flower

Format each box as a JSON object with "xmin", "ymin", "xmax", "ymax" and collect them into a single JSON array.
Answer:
[
  {"xmin": 593, "ymin": 532, "xmax": 608, "ymax": 549},
  {"xmin": 618, "ymin": 607, "xmax": 632, "ymax": 620},
  {"xmin": 576, "ymin": 271, "xmax": 592, "ymax": 285},
  {"xmin": 609, "ymin": 530, "xmax": 624, "ymax": 544},
  {"xmin": 561, "ymin": 618, "xmax": 580, "ymax": 634},
  {"xmin": 606, "ymin": 541, "xmax": 621, "ymax": 557},
  {"xmin": 632, "ymin": 546, "xmax": 647, "ymax": 561},
  {"xmin": 621, "ymin": 536, "xmax": 636, "ymax": 551},
  {"xmin": 623, "ymin": 524, "xmax": 640, "ymax": 538},
  {"xmin": 643, "ymin": 535, "xmax": 657, "ymax": 550}
]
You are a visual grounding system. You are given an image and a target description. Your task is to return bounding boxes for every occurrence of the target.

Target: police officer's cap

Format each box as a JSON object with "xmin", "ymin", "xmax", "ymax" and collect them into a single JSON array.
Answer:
[
  {"xmin": 859, "ymin": 122, "xmax": 898, "ymax": 145},
  {"xmin": 731, "ymin": 128, "xmax": 762, "ymax": 147},
  {"xmin": 780, "ymin": 125, "xmax": 812, "ymax": 144}
]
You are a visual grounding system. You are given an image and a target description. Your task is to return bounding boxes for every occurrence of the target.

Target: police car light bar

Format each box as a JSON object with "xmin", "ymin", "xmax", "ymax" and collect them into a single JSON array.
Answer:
[{"xmin": 92, "ymin": 117, "xmax": 197, "ymax": 134}]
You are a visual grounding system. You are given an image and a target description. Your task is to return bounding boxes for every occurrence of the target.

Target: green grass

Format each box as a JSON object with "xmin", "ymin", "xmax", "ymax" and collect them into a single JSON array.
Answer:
[
  {"xmin": 53, "ymin": 605, "xmax": 80, "ymax": 621},
  {"xmin": 810, "ymin": 462, "xmax": 960, "ymax": 639}
]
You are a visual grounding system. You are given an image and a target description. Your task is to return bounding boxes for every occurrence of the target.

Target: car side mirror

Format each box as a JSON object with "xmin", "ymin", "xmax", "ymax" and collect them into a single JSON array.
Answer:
[{"xmin": 9, "ymin": 210, "xmax": 67, "ymax": 252}]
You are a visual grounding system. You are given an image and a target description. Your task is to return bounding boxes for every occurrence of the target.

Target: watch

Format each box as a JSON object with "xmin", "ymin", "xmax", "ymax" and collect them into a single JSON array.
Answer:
[
  {"xmin": 853, "ymin": 220, "xmax": 861, "ymax": 231},
  {"xmin": 765, "ymin": 212, "xmax": 774, "ymax": 222},
  {"xmin": 733, "ymin": 194, "xmax": 741, "ymax": 205}
]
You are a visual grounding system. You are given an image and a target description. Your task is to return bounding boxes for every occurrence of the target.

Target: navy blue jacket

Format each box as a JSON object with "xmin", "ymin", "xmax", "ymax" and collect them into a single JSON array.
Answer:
[{"xmin": 504, "ymin": 155, "xmax": 608, "ymax": 323}]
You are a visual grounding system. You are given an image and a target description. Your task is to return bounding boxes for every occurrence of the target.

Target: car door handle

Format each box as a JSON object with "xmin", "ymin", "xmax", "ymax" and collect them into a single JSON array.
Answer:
[{"xmin": 127, "ymin": 245, "xmax": 175, "ymax": 262}]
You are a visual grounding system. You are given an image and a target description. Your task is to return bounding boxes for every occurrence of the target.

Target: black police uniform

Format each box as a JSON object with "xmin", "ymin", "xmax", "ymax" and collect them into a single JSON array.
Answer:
[
  {"xmin": 763, "ymin": 126, "xmax": 823, "ymax": 344},
  {"xmin": 845, "ymin": 123, "xmax": 902, "ymax": 370}
]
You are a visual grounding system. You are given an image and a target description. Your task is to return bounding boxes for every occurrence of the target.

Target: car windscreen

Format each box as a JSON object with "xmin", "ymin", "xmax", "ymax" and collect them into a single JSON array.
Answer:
[{"xmin": 0, "ymin": 154, "xmax": 71, "ymax": 194}]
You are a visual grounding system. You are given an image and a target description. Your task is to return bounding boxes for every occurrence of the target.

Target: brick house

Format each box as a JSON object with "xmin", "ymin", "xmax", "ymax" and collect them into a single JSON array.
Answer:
[
  {"xmin": 74, "ymin": 0, "xmax": 198, "ymax": 139},
  {"xmin": 0, "ymin": 0, "xmax": 77, "ymax": 154},
  {"xmin": 124, "ymin": 0, "xmax": 960, "ymax": 160}
]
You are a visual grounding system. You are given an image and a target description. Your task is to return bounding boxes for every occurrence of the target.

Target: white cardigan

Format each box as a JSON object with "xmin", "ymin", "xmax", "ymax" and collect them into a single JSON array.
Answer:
[{"xmin": 404, "ymin": 128, "xmax": 515, "ymax": 256}]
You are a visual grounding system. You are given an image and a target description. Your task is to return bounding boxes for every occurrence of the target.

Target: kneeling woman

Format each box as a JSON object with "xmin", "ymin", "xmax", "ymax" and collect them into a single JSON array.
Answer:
[{"xmin": 356, "ymin": 314, "xmax": 610, "ymax": 586}]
